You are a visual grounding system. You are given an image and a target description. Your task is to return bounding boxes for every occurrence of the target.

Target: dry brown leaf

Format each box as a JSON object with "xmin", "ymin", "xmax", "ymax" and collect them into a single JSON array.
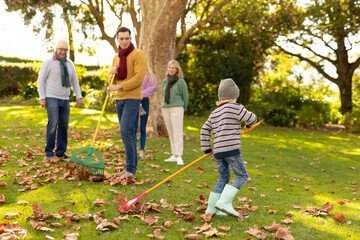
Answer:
[
  {"xmin": 163, "ymin": 220, "xmax": 174, "ymax": 228},
  {"xmin": 332, "ymin": 213, "xmax": 346, "ymax": 223},
  {"xmin": 275, "ymin": 227, "xmax": 294, "ymax": 240},
  {"xmin": 64, "ymin": 232, "xmax": 79, "ymax": 240},
  {"xmin": 93, "ymin": 198, "xmax": 107, "ymax": 207},
  {"xmin": 200, "ymin": 213, "xmax": 213, "ymax": 223},
  {"xmin": 245, "ymin": 227, "xmax": 268, "ymax": 239},
  {"xmin": 218, "ymin": 225, "xmax": 231, "ymax": 232},
  {"xmin": 184, "ymin": 233, "xmax": 202, "ymax": 240},
  {"xmin": 152, "ymin": 228, "xmax": 165, "ymax": 239},
  {"xmin": 0, "ymin": 223, "xmax": 27, "ymax": 239},
  {"xmin": 142, "ymin": 215, "xmax": 159, "ymax": 226},
  {"xmin": 281, "ymin": 218, "xmax": 294, "ymax": 225},
  {"xmin": 0, "ymin": 194, "xmax": 6, "ymax": 204},
  {"xmin": 263, "ymin": 222, "xmax": 282, "ymax": 232}
]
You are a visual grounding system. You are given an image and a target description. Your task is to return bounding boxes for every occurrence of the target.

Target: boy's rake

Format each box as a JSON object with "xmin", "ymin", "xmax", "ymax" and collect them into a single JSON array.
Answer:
[
  {"xmin": 70, "ymin": 75, "xmax": 115, "ymax": 176},
  {"xmin": 118, "ymin": 120, "xmax": 263, "ymax": 212}
]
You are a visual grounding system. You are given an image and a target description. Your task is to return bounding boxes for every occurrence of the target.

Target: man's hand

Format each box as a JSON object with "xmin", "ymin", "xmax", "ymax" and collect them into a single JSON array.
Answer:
[
  {"xmin": 110, "ymin": 67, "xmax": 117, "ymax": 75},
  {"xmin": 107, "ymin": 84, "xmax": 122, "ymax": 92},
  {"xmin": 76, "ymin": 98, "xmax": 83, "ymax": 107},
  {"xmin": 40, "ymin": 99, "xmax": 46, "ymax": 108}
]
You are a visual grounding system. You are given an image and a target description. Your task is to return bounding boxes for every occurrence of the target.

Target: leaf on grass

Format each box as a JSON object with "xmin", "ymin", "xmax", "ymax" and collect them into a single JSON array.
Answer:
[
  {"xmin": 245, "ymin": 227, "xmax": 268, "ymax": 239},
  {"xmin": 93, "ymin": 199, "xmax": 107, "ymax": 207},
  {"xmin": 281, "ymin": 218, "xmax": 294, "ymax": 225},
  {"xmin": 274, "ymin": 226, "xmax": 294, "ymax": 240},
  {"xmin": 263, "ymin": 222, "xmax": 282, "ymax": 232},
  {"xmin": 0, "ymin": 223, "xmax": 27, "ymax": 239},
  {"xmin": 32, "ymin": 203, "xmax": 48, "ymax": 220},
  {"xmin": 200, "ymin": 213, "xmax": 213, "ymax": 223},
  {"xmin": 163, "ymin": 220, "xmax": 174, "ymax": 228},
  {"xmin": 218, "ymin": 225, "xmax": 231, "ymax": 232},
  {"xmin": 64, "ymin": 232, "xmax": 79, "ymax": 240},
  {"xmin": 0, "ymin": 194, "xmax": 6, "ymax": 204},
  {"xmin": 332, "ymin": 213, "xmax": 346, "ymax": 223},
  {"xmin": 5, "ymin": 212, "xmax": 19, "ymax": 220},
  {"xmin": 184, "ymin": 233, "xmax": 202, "ymax": 240},
  {"xmin": 142, "ymin": 215, "xmax": 159, "ymax": 226},
  {"xmin": 30, "ymin": 220, "xmax": 54, "ymax": 232}
]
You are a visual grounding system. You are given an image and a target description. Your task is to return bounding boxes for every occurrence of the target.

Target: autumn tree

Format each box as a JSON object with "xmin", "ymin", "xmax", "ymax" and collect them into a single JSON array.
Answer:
[{"xmin": 276, "ymin": 0, "xmax": 360, "ymax": 129}]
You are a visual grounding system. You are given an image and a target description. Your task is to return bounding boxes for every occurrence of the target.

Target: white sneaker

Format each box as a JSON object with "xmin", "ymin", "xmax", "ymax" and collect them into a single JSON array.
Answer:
[
  {"xmin": 176, "ymin": 156, "xmax": 184, "ymax": 165},
  {"xmin": 164, "ymin": 155, "xmax": 177, "ymax": 162}
]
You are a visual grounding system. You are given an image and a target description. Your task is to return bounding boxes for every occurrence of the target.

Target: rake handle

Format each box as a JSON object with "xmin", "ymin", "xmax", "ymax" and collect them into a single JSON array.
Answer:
[
  {"xmin": 92, "ymin": 75, "xmax": 116, "ymax": 144},
  {"xmin": 142, "ymin": 120, "xmax": 263, "ymax": 196},
  {"xmin": 143, "ymin": 153, "xmax": 210, "ymax": 195}
]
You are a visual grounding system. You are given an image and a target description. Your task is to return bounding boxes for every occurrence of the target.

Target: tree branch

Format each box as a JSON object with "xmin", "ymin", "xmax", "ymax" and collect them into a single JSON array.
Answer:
[
  {"xmin": 303, "ymin": 28, "xmax": 337, "ymax": 52},
  {"xmin": 287, "ymin": 38, "xmax": 336, "ymax": 64},
  {"xmin": 349, "ymin": 56, "xmax": 360, "ymax": 74},
  {"xmin": 175, "ymin": 0, "xmax": 231, "ymax": 55},
  {"xmin": 276, "ymin": 43, "xmax": 339, "ymax": 85}
]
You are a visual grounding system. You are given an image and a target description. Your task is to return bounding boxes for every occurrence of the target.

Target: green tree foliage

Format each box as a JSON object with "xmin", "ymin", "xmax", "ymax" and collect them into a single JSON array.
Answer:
[
  {"xmin": 180, "ymin": 0, "xmax": 301, "ymax": 114},
  {"xmin": 277, "ymin": 0, "xmax": 360, "ymax": 128}
]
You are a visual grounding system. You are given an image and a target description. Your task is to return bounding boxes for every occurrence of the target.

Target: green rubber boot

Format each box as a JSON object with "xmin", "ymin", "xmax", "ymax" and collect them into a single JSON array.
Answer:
[
  {"xmin": 205, "ymin": 192, "xmax": 227, "ymax": 216},
  {"xmin": 215, "ymin": 184, "xmax": 240, "ymax": 217}
]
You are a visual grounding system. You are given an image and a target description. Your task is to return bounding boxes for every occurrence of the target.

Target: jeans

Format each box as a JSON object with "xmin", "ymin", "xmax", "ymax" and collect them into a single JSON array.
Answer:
[
  {"xmin": 137, "ymin": 97, "xmax": 150, "ymax": 150},
  {"xmin": 45, "ymin": 97, "xmax": 70, "ymax": 157},
  {"xmin": 214, "ymin": 152, "xmax": 248, "ymax": 193},
  {"xmin": 116, "ymin": 99, "xmax": 140, "ymax": 174}
]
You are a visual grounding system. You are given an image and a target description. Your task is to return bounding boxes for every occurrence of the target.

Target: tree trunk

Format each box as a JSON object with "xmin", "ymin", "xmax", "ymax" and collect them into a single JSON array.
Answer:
[
  {"xmin": 139, "ymin": 0, "xmax": 187, "ymax": 136},
  {"xmin": 62, "ymin": 7, "xmax": 75, "ymax": 62},
  {"xmin": 338, "ymin": 77, "xmax": 353, "ymax": 130},
  {"xmin": 238, "ymin": 84, "xmax": 251, "ymax": 105}
]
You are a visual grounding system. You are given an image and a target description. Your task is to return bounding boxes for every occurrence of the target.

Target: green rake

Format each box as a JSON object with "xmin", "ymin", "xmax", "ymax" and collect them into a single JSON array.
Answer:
[{"xmin": 70, "ymin": 75, "xmax": 115, "ymax": 176}]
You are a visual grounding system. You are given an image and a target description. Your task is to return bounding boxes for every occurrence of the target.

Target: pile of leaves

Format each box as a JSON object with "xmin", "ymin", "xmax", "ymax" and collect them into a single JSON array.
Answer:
[{"xmin": 0, "ymin": 222, "xmax": 27, "ymax": 239}]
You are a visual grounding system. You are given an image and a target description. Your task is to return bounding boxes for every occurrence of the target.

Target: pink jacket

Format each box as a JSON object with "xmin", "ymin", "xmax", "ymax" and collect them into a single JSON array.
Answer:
[{"xmin": 142, "ymin": 73, "xmax": 157, "ymax": 98}]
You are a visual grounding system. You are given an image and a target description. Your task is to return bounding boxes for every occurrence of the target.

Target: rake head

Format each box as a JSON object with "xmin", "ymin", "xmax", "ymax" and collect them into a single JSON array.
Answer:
[{"xmin": 70, "ymin": 146, "xmax": 105, "ymax": 176}]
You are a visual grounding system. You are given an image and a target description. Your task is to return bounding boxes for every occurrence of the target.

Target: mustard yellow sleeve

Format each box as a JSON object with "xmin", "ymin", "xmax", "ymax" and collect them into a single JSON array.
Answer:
[{"xmin": 121, "ymin": 51, "xmax": 147, "ymax": 91}]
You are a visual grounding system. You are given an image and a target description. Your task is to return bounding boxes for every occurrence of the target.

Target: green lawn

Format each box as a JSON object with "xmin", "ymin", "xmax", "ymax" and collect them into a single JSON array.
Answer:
[{"xmin": 0, "ymin": 104, "xmax": 359, "ymax": 239}]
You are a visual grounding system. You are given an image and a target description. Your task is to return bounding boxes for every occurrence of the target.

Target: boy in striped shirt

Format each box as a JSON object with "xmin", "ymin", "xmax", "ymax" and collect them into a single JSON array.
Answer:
[{"xmin": 200, "ymin": 78, "xmax": 257, "ymax": 217}]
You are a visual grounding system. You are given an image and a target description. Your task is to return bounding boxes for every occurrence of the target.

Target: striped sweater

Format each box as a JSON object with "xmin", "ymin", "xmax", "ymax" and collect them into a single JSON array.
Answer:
[{"xmin": 200, "ymin": 102, "xmax": 257, "ymax": 158}]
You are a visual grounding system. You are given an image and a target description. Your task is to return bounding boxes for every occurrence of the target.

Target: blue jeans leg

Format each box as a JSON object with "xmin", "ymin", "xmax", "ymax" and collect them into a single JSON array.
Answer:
[
  {"xmin": 214, "ymin": 159, "xmax": 230, "ymax": 193},
  {"xmin": 227, "ymin": 153, "xmax": 248, "ymax": 189},
  {"xmin": 213, "ymin": 153, "xmax": 248, "ymax": 193},
  {"xmin": 116, "ymin": 99, "xmax": 140, "ymax": 174},
  {"xmin": 55, "ymin": 99, "xmax": 70, "ymax": 157},
  {"xmin": 139, "ymin": 98, "xmax": 149, "ymax": 150},
  {"xmin": 45, "ymin": 98, "xmax": 59, "ymax": 157}
]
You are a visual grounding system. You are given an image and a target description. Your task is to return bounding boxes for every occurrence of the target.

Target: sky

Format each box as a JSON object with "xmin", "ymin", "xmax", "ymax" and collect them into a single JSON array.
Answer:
[{"xmin": 0, "ymin": 0, "xmax": 118, "ymax": 65}]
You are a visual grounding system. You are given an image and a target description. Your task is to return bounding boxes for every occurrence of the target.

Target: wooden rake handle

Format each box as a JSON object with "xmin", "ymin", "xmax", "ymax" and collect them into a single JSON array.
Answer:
[
  {"xmin": 143, "ymin": 120, "xmax": 263, "ymax": 196},
  {"xmin": 92, "ymin": 74, "xmax": 116, "ymax": 144}
]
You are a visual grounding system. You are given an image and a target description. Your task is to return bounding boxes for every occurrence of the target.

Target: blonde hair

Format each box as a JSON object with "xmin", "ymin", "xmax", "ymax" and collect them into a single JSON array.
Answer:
[{"xmin": 166, "ymin": 59, "xmax": 184, "ymax": 79}]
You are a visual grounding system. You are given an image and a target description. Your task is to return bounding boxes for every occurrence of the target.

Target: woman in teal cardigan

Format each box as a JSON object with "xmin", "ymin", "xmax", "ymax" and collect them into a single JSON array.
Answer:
[{"xmin": 161, "ymin": 59, "xmax": 189, "ymax": 165}]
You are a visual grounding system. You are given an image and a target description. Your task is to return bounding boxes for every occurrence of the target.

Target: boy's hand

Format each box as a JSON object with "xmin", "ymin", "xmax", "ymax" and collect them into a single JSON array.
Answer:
[
  {"xmin": 204, "ymin": 149, "xmax": 212, "ymax": 154},
  {"xmin": 40, "ymin": 99, "xmax": 46, "ymax": 108}
]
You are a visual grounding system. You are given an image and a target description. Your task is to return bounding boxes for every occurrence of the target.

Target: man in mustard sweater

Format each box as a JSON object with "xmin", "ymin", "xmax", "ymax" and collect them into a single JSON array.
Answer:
[{"xmin": 108, "ymin": 27, "xmax": 147, "ymax": 180}]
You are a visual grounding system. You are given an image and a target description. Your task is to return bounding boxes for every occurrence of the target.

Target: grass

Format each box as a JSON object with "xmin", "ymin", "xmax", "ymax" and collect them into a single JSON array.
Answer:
[{"xmin": 0, "ymin": 103, "xmax": 359, "ymax": 239}]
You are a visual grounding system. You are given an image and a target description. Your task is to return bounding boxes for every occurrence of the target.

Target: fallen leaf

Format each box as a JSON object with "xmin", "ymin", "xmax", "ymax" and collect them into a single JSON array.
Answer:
[
  {"xmin": 245, "ymin": 227, "xmax": 268, "ymax": 239},
  {"xmin": 184, "ymin": 233, "xmax": 202, "ymax": 240},
  {"xmin": 332, "ymin": 213, "xmax": 346, "ymax": 223},
  {"xmin": 93, "ymin": 198, "xmax": 107, "ymax": 207},
  {"xmin": 281, "ymin": 218, "xmax": 294, "ymax": 225},
  {"xmin": 275, "ymin": 226, "xmax": 294, "ymax": 240},
  {"xmin": 142, "ymin": 215, "xmax": 158, "ymax": 226},
  {"xmin": 0, "ymin": 194, "xmax": 6, "ymax": 204}
]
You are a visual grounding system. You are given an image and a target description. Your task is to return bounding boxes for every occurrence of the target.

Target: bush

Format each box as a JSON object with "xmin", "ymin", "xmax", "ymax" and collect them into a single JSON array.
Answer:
[
  {"xmin": 0, "ymin": 63, "xmax": 39, "ymax": 96},
  {"xmin": 249, "ymin": 84, "xmax": 333, "ymax": 128}
]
